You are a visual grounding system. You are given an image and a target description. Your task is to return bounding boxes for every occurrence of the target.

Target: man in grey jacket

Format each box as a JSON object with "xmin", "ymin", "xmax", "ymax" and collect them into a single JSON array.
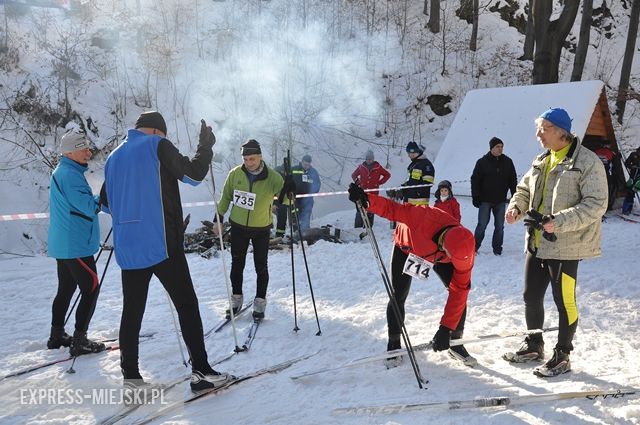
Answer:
[{"xmin": 502, "ymin": 108, "xmax": 607, "ymax": 377}]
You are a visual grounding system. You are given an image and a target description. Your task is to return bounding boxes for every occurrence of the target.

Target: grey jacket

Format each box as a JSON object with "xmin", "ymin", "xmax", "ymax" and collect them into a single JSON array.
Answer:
[{"xmin": 508, "ymin": 139, "xmax": 608, "ymax": 260}]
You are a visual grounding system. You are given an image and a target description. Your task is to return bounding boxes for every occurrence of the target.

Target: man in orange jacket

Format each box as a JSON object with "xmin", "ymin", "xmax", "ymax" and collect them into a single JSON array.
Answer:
[{"xmin": 348, "ymin": 183, "xmax": 477, "ymax": 367}]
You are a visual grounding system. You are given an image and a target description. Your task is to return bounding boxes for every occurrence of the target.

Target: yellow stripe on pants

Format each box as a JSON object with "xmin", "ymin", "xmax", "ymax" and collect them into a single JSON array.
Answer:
[{"xmin": 561, "ymin": 272, "xmax": 578, "ymax": 325}]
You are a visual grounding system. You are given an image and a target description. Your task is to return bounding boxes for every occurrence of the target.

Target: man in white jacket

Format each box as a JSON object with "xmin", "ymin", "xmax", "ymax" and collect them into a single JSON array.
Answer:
[{"xmin": 502, "ymin": 108, "xmax": 608, "ymax": 377}]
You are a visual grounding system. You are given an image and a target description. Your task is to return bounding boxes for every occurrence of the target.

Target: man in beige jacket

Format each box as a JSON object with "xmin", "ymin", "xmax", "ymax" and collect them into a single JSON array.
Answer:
[{"xmin": 502, "ymin": 108, "xmax": 607, "ymax": 377}]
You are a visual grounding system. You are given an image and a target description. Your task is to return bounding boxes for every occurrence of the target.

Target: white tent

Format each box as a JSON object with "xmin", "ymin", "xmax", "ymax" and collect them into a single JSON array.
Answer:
[{"xmin": 434, "ymin": 80, "xmax": 618, "ymax": 197}]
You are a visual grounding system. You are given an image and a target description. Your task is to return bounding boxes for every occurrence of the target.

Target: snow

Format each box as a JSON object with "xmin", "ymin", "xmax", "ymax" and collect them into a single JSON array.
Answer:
[{"xmin": 1, "ymin": 198, "xmax": 639, "ymax": 424}]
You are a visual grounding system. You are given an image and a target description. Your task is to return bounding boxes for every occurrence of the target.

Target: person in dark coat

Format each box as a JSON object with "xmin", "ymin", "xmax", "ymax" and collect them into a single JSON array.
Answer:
[
  {"xmin": 400, "ymin": 142, "xmax": 435, "ymax": 205},
  {"xmin": 470, "ymin": 137, "xmax": 517, "ymax": 255}
]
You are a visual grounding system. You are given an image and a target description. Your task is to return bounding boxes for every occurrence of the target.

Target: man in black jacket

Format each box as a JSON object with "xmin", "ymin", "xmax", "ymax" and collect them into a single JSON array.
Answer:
[
  {"xmin": 470, "ymin": 137, "xmax": 517, "ymax": 255},
  {"xmin": 401, "ymin": 142, "xmax": 435, "ymax": 205}
]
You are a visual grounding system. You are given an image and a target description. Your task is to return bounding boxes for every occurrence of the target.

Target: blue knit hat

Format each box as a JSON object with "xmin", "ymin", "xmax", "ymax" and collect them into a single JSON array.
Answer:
[
  {"xmin": 539, "ymin": 108, "xmax": 572, "ymax": 133},
  {"xmin": 406, "ymin": 142, "xmax": 423, "ymax": 154}
]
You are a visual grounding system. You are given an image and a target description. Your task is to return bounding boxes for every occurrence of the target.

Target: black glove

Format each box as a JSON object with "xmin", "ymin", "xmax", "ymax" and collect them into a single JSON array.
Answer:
[
  {"xmin": 199, "ymin": 119, "xmax": 216, "ymax": 149},
  {"xmin": 386, "ymin": 189, "xmax": 396, "ymax": 199},
  {"xmin": 524, "ymin": 210, "xmax": 557, "ymax": 242},
  {"xmin": 432, "ymin": 325, "xmax": 452, "ymax": 352},
  {"xmin": 277, "ymin": 175, "xmax": 296, "ymax": 203},
  {"xmin": 472, "ymin": 197, "xmax": 481, "ymax": 208},
  {"xmin": 348, "ymin": 183, "xmax": 369, "ymax": 208}
]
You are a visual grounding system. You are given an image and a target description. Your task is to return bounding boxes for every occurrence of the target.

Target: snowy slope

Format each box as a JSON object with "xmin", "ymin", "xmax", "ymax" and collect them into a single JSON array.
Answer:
[{"xmin": 0, "ymin": 198, "xmax": 639, "ymax": 424}]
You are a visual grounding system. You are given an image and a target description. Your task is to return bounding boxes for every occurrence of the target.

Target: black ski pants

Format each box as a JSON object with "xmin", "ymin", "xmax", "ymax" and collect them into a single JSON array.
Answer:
[
  {"xmin": 230, "ymin": 226, "xmax": 271, "ymax": 299},
  {"xmin": 51, "ymin": 256, "xmax": 99, "ymax": 333},
  {"xmin": 387, "ymin": 246, "xmax": 466, "ymax": 340},
  {"xmin": 119, "ymin": 253, "xmax": 210, "ymax": 375},
  {"xmin": 523, "ymin": 252, "xmax": 579, "ymax": 353}
]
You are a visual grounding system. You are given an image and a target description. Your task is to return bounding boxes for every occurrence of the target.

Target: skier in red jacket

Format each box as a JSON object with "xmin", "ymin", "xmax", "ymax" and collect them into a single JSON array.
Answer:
[
  {"xmin": 348, "ymin": 183, "xmax": 477, "ymax": 367},
  {"xmin": 351, "ymin": 150, "xmax": 391, "ymax": 229}
]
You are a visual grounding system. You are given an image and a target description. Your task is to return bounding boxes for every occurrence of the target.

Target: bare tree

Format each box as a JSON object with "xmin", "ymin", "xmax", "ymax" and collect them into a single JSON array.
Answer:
[
  {"xmin": 616, "ymin": 0, "xmax": 640, "ymax": 124},
  {"xmin": 469, "ymin": 0, "xmax": 479, "ymax": 51},
  {"xmin": 522, "ymin": 0, "xmax": 534, "ymax": 60},
  {"xmin": 531, "ymin": 0, "xmax": 580, "ymax": 84},
  {"xmin": 570, "ymin": 0, "xmax": 594, "ymax": 81},
  {"xmin": 428, "ymin": 0, "xmax": 440, "ymax": 33},
  {"xmin": 423, "ymin": 0, "xmax": 429, "ymax": 16}
]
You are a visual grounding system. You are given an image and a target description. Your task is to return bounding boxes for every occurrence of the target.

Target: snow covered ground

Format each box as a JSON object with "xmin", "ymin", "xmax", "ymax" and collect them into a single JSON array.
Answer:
[{"xmin": 0, "ymin": 198, "xmax": 639, "ymax": 424}]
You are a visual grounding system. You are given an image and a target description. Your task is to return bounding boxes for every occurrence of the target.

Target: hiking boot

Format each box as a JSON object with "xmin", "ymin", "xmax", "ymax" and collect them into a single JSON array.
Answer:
[
  {"xmin": 70, "ymin": 330, "xmax": 106, "ymax": 357},
  {"xmin": 502, "ymin": 336, "xmax": 544, "ymax": 363},
  {"xmin": 190, "ymin": 369, "xmax": 234, "ymax": 392},
  {"xmin": 448, "ymin": 344, "xmax": 478, "ymax": 367},
  {"xmin": 252, "ymin": 297, "xmax": 267, "ymax": 320},
  {"xmin": 359, "ymin": 231, "xmax": 368, "ymax": 240},
  {"xmin": 225, "ymin": 294, "xmax": 244, "ymax": 318},
  {"xmin": 47, "ymin": 326, "xmax": 72, "ymax": 349},
  {"xmin": 533, "ymin": 348, "xmax": 571, "ymax": 377}
]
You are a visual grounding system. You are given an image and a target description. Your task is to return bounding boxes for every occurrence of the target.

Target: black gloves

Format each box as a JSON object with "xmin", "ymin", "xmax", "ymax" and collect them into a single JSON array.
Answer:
[
  {"xmin": 472, "ymin": 197, "xmax": 481, "ymax": 208},
  {"xmin": 386, "ymin": 189, "xmax": 396, "ymax": 199},
  {"xmin": 523, "ymin": 210, "xmax": 557, "ymax": 242},
  {"xmin": 199, "ymin": 119, "xmax": 216, "ymax": 149},
  {"xmin": 432, "ymin": 325, "xmax": 452, "ymax": 352},
  {"xmin": 348, "ymin": 183, "xmax": 369, "ymax": 208}
]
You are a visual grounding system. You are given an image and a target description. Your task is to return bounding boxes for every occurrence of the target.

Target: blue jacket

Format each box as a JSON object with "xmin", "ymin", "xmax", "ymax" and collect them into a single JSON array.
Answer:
[
  {"xmin": 101, "ymin": 129, "xmax": 212, "ymax": 270},
  {"xmin": 48, "ymin": 157, "xmax": 100, "ymax": 259}
]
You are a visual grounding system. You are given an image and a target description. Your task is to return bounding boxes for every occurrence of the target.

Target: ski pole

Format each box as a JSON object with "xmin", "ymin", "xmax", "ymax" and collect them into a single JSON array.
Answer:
[
  {"xmin": 64, "ymin": 227, "xmax": 113, "ymax": 327},
  {"xmin": 289, "ymin": 188, "xmax": 322, "ymax": 336},
  {"xmin": 209, "ymin": 163, "xmax": 245, "ymax": 353},
  {"xmin": 165, "ymin": 291, "xmax": 188, "ymax": 367},
  {"xmin": 66, "ymin": 246, "xmax": 114, "ymax": 374},
  {"xmin": 356, "ymin": 200, "xmax": 426, "ymax": 388},
  {"xmin": 281, "ymin": 153, "xmax": 300, "ymax": 332},
  {"xmin": 288, "ymin": 204, "xmax": 299, "ymax": 332}
]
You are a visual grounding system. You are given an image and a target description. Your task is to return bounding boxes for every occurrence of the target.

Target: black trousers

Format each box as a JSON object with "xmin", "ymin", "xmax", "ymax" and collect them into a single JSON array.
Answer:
[
  {"xmin": 387, "ymin": 246, "xmax": 466, "ymax": 339},
  {"xmin": 119, "ymin": 253, "xmax": 209, "ymax": 375},
  {"xmin": 354, "ymin": 208, "xmax": 375, "ymax": 228},
  {"xmin": 275, "ymin": 204, "xmax": 289, "ymax": 236},
  {"xmin": 523, "ymin": 252, "xmax": 579, "ymax": 352},
  {"xmin": 230, "ymin": 226, "xmax": 271, "ymax": 299},
  {"xmin": 52, "ymin": 256, "xmax": 99, "ymax": 333}
]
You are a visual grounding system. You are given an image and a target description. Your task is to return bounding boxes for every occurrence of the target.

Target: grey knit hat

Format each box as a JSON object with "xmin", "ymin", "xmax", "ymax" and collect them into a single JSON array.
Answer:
[{"xmin": 60, "ymin": 130, "xmax": 90, "ymax": 154}]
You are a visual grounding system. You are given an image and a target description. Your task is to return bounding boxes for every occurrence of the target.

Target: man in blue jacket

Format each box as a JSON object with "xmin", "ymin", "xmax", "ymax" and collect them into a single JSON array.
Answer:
[
  {"xmin": 100, "ymin": 112, "xmax": 231, "ymax": 391},
  {"xmin": 291, "ymin": 154, "xmax": 321, "ymax": 230},
  {"xmin": 48, "ymin": 129, "xmax": 106, "ymax": 356}
]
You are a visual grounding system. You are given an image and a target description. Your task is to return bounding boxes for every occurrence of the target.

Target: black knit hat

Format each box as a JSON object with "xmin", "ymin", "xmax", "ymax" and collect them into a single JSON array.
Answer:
[
  {"xmin": 135, "ymin": 111, "xmax": 167, "ymax": 135},
  {"xmin": 241, "ymin": 139, "xmax": 262, "ymax": 156},
  {"xmin": 406, "ymin": 141, "xmax": 423, "ymax": 154},
  {"xmin": 489, "ymin": 137, "xmax": 503, "ymax": 149}
]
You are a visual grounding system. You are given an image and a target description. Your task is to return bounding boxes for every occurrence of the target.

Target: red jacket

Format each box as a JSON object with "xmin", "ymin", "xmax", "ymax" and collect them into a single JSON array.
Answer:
[
  {"xmin": 367, "ymin": 194, "xmax": 473, "ymax": 330},
  {"xmin": 351, "ymin": 161, "xmax": 391, "ymax": 194},
  {"xmin": 434, "ymin": 197, "xmax": 461, "ymax": 222}
]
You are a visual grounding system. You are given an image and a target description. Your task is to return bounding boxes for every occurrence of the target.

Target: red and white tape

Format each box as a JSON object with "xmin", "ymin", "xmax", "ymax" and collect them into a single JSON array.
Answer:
[
  {"xmin": 1, "ymin": 184, "xmax": 433, "ymax": 222},
  {"xmin": 0, "ymin": 213, "xmax": 50, "ymax": 222}
]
